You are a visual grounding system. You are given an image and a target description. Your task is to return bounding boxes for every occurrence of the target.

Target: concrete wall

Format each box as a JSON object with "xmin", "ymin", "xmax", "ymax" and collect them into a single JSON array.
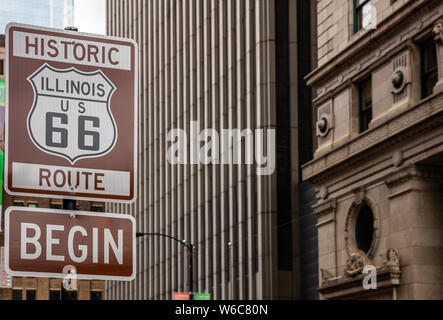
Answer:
[
  {"xmin": 106, "ymin": 0, "xmax": 319, "ymax": 300},
  {"xmin": 106, "ymin": 0, "xmax": 279, "ymax": 300},
  {"xmin": 317, "ymin": 0, "xmax": 416, "ymax": 67}
]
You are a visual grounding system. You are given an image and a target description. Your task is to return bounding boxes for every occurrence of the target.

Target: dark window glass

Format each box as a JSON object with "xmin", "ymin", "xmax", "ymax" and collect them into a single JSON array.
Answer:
[
  {"xmin": 355, "ymin": 204, "xmax": 374, "ymax": 254},
  {"xmin": 0, "ymin": 59, "xmax": 4, "ymax": 75},
  {"xmin": 421, "ymin": 38, "xmax": 438, "ymax": 99},
  {"xmin": 12, "ymin": 290, "xmax": 22, "ymax": 300},
  {"xmin": 13, "ymin": 201, "xmax": 24, "ymax": 207},
  {"xmin": 359, "ymin": 77, "xmax": 372, "ymax": 133},
  {"xmin": 50, "ymin": 203, "xmax": 62, "ymax": 209},
  {"xmin": 91, "ymin": 205, "xmax": 103, "ymax": 212},
  {"xmin": 49, "ymin": 290, "xmax": 61, "ymax": 300},
  {"xmin": 354, "ymin": 0, "xmax": 372, "ymax": 33},
  {"xmin": 90, "ymin": 291, "xmax": 102, "ymax": 300},
  {"xmin": 26, "ymin": 290, "xmax": 36, "ymax": 300},
  {"xmin": 61, "ymin": 287, "xmax": 78, "ymax": 300}
]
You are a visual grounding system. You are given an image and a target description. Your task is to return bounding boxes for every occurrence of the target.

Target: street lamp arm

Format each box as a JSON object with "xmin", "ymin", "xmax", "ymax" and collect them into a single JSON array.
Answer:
[
  {"xmin": 136, "ymin": 231, "xmax": 194, "ymax": 297},
  {"xmin": 136, "ymin": 232, "xmax": 193, "ymax": 250}
]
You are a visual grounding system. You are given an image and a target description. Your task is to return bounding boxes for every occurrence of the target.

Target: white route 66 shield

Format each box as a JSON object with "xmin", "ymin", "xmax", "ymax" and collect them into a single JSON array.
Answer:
[{"xmin": 27, "ymin": 64, "xmax": 117, "ymax": 164}]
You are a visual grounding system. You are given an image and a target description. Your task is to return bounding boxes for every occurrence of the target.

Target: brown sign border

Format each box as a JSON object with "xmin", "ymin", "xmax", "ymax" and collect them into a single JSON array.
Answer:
[
  {"xmin": 5, "ymin": 22, "xmax": 138, "ymax": 203},
  {"xmin": 4, "ymin": 206, "xmax": 136, "ymax": 281}
]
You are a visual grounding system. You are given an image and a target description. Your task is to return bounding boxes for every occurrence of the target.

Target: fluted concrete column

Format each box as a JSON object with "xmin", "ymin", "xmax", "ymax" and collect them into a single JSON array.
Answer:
[{"xmin": 105, "ymin": 0, "xmax": 310, "ymax": 301}]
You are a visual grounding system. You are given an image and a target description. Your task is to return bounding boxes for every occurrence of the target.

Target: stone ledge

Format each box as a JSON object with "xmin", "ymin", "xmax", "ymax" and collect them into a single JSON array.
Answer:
[
  {"xmin": 302, "ymin": 92, "xmax": 443, "ymax": 183},
  {"xmin": 319, "ymin": 267, "xmax": 401, "ymax": 300},
  {"xmin": 312, "ymin": 198, "xmax": 336, "ymax": 218},
  {"xmin": 385, "ymin": 164, "xmax": 443, "ymax": 188}
]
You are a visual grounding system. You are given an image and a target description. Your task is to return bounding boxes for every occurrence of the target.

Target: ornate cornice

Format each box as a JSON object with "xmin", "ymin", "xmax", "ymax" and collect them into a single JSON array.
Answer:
[
  {"xmin": 385, "ymin": 164, "xmax": 443, "ymax": 188},
  {"xmin": 385, "ymin": 169, "xmax": 415, "ymax": 189},
  {"xmin": 344, "ymin": 251, "xmax": 372, "ymax": 278},
  {"xmin": 433, "ymin": 18, "xmax": 443, "ymax": 44},
  {"xmin": 319, "ymin": 249, "xmax": 401, "ymax": 300},
  {"xmin": 302, "ymin": 92, "xmax": 443, "ymax": 183},
  {"xmin": 312, "ymin": 198, "xmax": 336, "ymax": 218},
  {"xmin": 306, "ymin": 0, "xmax": 438, "ymax": 87}
]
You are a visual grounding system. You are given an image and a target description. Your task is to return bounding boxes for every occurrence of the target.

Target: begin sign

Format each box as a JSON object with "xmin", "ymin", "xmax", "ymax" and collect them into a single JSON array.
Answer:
[{"xmin": 4, "ymin": 207, "xmax": 136, "ymax": 280}]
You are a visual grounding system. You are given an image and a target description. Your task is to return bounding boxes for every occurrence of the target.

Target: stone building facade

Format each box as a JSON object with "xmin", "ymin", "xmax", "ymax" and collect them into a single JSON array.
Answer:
[{"xmin": 303, "ymin": 0, "xmax": 443, "ymax": 299}]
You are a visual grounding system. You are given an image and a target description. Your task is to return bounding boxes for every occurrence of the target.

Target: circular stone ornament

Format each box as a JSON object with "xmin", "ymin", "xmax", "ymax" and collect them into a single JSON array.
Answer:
[
  {"xmin": 391, "ymin": 67, "xmax": 409, "ymax": 94},
  {"xmin": 318, "ymin": 117, "xmax": 328, "ymax": 134},
  {"xmin": 392, "ymin": 70, "xmax": 404, "ymax": 89}
]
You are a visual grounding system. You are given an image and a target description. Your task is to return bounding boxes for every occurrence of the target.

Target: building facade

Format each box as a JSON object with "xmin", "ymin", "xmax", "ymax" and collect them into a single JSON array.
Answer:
[
  {"xmin": 106, "ymin": 0, "xmax": 318, "ymax": 300},
  {"xmin": 303, "ymin": 0, "xmax": 443, "ymax": 299},
  {"xmin": 0, "ymin": 0, "xmax": 73, "ymax": 34}
]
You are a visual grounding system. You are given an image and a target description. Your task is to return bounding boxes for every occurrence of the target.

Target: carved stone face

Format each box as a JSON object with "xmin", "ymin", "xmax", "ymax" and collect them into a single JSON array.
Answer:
[
  {"xmin": 388, "ymin": 249, "xmax": 398, "ymax": 261},
  {"xmin": 433, "ymin": 20, "xmax": 443, "ymax": 43}
]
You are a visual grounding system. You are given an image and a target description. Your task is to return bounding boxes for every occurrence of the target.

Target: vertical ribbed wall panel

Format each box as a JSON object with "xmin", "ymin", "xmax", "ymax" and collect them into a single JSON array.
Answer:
[
  {"xmin": 106, "ymin": 0, "xmax": 277, "ymax": 300},
  {"xmin": 210, "ymin": 0, "xmax": 219, "ymax": 299}
]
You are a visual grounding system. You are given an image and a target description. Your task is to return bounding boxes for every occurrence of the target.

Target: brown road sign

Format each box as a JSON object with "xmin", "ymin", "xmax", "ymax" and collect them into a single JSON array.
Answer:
[
  {"xmin": 5, "ymin": 23, "xmax": 138, "ymax": 202},
  {"xmin": 4, "ymin": 207, "xmax": 136, "ymax": 280}
]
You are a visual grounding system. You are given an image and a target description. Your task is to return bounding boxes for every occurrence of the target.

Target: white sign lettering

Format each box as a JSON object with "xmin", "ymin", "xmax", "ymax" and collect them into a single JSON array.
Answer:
[
  {"xmin": 13, "ymin": 31, "xmax": 132, "ymax": 70},
  {"xmin": 12, "ymin": 162, "xmax": 131, "ymax": 197}
]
